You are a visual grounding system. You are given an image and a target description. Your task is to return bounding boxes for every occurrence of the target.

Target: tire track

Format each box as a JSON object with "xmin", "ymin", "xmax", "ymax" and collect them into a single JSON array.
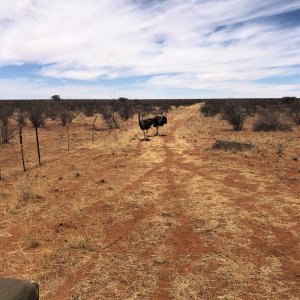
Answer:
[{"xmin": 44, "ymin": 117, "xmax": 182, "ymax": 299}]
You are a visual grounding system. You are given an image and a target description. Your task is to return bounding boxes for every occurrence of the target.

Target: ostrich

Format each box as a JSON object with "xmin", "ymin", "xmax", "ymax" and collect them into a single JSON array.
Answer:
[
  {"xmin": 138, "ymin": 112, "xmax": 154, "ymax": 141},
  {"xmin": 152, "ymin": 115, "xmax": 168, "ymax": 136}
]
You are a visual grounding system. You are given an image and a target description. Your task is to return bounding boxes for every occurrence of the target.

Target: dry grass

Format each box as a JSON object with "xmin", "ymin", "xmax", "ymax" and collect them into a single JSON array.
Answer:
[
  {"xmin": 17, "ymin": 176, "xmax": 46, "ymax": 202},
  {"xmin": 212, "ymin": 139, "xmax": 255, "ymax": 151},
  {"xmin": 171, "ymin": 273, "xmax": 212, "ymax": 299},
  {"xmin": 86, "ymin": 254, "xmax": 157, "ymax": 299},
  {"xmin": 23, "ymin": 233, "xmax": 40, "ymax": 249},
  {"xmin": 66, "ymin": 234, "xmax": 92, "ymax": 250},
  {"xmin": 0, "ymin": 105, "xmax": 299, "ymax": 299}
]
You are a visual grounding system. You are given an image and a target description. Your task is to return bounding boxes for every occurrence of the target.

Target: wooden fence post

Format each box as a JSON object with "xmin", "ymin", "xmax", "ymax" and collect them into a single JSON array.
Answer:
[{"xmin": 19, "ymin": 126, "xmax": 26, "ymax": 172}]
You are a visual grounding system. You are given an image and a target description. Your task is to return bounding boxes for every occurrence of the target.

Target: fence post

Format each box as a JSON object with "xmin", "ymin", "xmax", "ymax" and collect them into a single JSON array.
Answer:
[{"xmin": 19, "ymin": 126, "xmax": 26, "ymax": 172}]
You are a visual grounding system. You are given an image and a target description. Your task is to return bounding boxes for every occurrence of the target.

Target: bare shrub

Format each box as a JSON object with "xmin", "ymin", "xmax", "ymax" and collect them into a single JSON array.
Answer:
[
  {"xmin": 118, "ymin": 102, "xmax": 135, "ymax": 122},
  {"xmin": 221, "ymin": 103, "xmax": 248, "ymax": 130},
  {"xmin": 212, "ymin": 140, "xmax": 255, "ymax": 151},
  {"xmin": 59, "ymin": 110, "xmax": 77, "ymax": 153},
  {"xmin": 253, "ymin": 110, "xmax": 292, "ymax": 132},
  {"xmin": 28, "ymin": 104, "xmax": 46, "ymax": 165},
  {"xmin": 17, "ymin": 112, "xmax": 27, "ymax": 127},
  {"xmin": 139, "ymin": 102, "xmax": 157, "ymax": 116},
  {"xmin": 0, "ymin": 103, "xmax": 14, "ymax": 143},
  {"xmin": 84, "ymin": 105, "xmax": 97, "ymax": 117},
  {"xmin": 286, "ymin": 102, "xmax": 300, "ymax": 125},
  {"xmin": 46, "ymin": 109, "xmax": 59, "ymax": 121},
  {"xmin": 200, "ymin": 101, "xmax": 222, "ymax": 117},
  {"xmin": 59, "ymin": 110, "xmax": 76, "ymax": 127},
  {"xmin": 28, "ymin": 104, "xmax": 46, "ymax": 128},
  {"xmin": 101, "ymin": 105, "xmax": 120, "ymax": 129},
  {"xmin": 244, "ymin": 102, "xmax": 258, "ymax": 117},
  {"xmin": 157, "ymin": 103, "xmax": 171, "ymax": 114}
]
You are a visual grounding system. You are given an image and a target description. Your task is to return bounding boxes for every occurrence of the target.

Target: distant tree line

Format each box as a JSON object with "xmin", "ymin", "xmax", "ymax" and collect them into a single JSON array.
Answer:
[
  {"xmin": 1, "ymin": 97, "xmax": 299, "ymax": 146},
  {"xmin": 0, "ymin": 98, "xmax": 202, "ymax": 117}
]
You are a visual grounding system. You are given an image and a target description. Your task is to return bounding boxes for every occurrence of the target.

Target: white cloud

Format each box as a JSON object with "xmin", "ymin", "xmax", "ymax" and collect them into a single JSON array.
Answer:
[
  {"xmin": 1, "ymin": 75, "xmax": 299, "ymax": 99},
  {"xmin": 147, "ymin": 74, "xmax": 300, "ymax": 97},
  {"xmin": 0, "ymin": 0, "xmax": 299, "ymax": 97}
]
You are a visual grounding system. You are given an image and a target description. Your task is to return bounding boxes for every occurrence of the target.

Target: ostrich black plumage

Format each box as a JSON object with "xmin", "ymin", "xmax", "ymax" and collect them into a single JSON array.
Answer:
[
  {"xmin": 152, "ymin": 115, "xmax": 168, "ymax": 136},
  {"xmin": 138, "ymin": 112, "xmax": 154, "ymax": 141}
]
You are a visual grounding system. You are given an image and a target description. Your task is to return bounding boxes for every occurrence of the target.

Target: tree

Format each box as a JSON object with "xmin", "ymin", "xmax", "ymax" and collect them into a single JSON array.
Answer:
[
  {"xmin": 51, "ymin": 95, "xmax": 61, "ymax": 101},
  {"xmin": 118, "ymin": 97, "xmax": 128, "ymax": 102}
]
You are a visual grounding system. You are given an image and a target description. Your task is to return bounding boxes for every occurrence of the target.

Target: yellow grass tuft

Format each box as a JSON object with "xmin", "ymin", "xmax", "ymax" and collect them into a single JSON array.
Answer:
[
  {"xmin": 66, "ymin": 234, "xmax": 91, "ymax": 250},
  {"xmin": 17, "ymin": 176, "xmax": 46, "ymax": 202}
]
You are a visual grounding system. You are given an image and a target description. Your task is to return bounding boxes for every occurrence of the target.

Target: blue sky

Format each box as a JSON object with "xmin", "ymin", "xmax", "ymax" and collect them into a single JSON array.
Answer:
[{"xmin": 0, "ymin": 0, "xmax": 299, "ymax": 99}]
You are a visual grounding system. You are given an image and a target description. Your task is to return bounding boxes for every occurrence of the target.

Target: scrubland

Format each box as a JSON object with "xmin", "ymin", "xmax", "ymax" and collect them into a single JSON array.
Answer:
[{"xmin": 0, "ymin": 102, "xmax": 299, "ymax": 299}]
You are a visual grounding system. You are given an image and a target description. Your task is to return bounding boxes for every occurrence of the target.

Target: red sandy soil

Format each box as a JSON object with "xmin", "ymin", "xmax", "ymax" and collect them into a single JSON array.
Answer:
[{"xmin": 0, "ymin": 104, "xmax": 299, "ymax": 299}]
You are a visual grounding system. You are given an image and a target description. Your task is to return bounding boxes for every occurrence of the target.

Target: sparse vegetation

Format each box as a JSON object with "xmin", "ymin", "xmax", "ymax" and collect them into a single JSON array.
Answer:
[
  {"xmin": 18, "ymin": 177, "xmax": 45, "ymax": 202},
  {"xmin": 221, "ymin": 103, "xmax": 248, "ymax": 131},
  {"xmin": 17, "ymin": 112, "xmax": 27, "ymax": 127},
  {"xmin": 28, "ymin": 104, "xmax": 46, "ymax": 128},
  {"xmin": 275, "ymin": 142, "xmax": 285, "ymax": 156},
  {"xmin": 23, "ymin": 235, "xmax": 40, "ymax": 249},
  {"xmin": 59, "ymin": 110, "xmax": 76, "ymax": 127},
  {"xmin": 28, "ymin": 104, "xmax": 46, "ymax": 165},
  {"xmin": 0, "ymin": 99, "xmax": 299, "ymax": 300},
  {"xmin": 101, "ymin": 104, "xmax": 120, "ymax": 129},
  {"xmin": 253, "ymin": 110, "xmax": 292, "ymax": 132},
  {"xmin": 286, "ymin": 101, "xmax": 300, "ymax": 125},
  {"xmin": 0, "ymin": 102, "xmax": 14, "ymax": 144},
  {"xmin": 66, "ymin": 235, "xmax": 90, "ymax": 250},
  {"xmin": 200, "ymin": 101, "xmax": 221, "ymax": 117},
  {"xmin": 212, "ymin": 139, "xmax": 255, "ymax": 151},
  {"xmin": 118, "ymin": 102, "xmax": 135, "ymax": 122}
]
